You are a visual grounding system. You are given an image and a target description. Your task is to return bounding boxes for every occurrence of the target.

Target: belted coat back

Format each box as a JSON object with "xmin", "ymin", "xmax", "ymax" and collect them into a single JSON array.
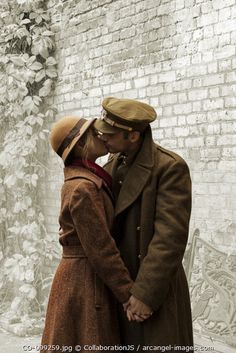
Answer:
[
  {"xmin": 41, "ymin": 166, "xmax": 132, "ymax": 353},
  {"xmin": 104, "ymin": 127, "xmax": 193, "ymax": 349}
]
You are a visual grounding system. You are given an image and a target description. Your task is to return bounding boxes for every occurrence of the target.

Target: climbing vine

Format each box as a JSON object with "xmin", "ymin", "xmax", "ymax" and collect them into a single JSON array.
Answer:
[{"xmin": 0, "ymin": 0, "xmax": 60, "ymax": 334}]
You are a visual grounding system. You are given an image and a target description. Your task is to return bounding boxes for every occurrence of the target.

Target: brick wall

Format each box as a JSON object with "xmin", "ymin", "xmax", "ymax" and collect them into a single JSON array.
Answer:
[{"xmin": 45, "ymin": 0, "xmax": 236, "ymax": 252}]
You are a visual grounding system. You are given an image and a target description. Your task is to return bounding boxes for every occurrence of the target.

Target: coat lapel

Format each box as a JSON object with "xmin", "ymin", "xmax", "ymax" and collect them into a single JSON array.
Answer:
[{"xmin": 114, "ymin": 127, "xmax": 155, "ymax": 216}]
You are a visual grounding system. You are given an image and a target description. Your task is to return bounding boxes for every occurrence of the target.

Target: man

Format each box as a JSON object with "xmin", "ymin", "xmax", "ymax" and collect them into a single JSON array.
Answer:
[{"xmin": 93, "ymin": 97, "xmax": 193, "ymax": 350}]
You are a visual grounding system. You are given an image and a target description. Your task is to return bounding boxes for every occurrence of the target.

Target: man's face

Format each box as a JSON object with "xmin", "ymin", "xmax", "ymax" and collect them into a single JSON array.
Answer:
[{"xmin": 98, "ymin": 131, "xmax": 132, "ymax": 154}]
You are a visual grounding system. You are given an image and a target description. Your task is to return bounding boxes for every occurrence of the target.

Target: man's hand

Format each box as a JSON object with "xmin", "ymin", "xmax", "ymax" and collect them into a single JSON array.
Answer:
[{"xmin": 127, "ymin": 295, "xmax": 153, "ymax": 322}]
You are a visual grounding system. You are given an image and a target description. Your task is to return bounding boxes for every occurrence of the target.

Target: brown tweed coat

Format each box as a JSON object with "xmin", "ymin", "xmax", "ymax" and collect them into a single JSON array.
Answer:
[
  {"xmin": 104, "ymin": 126, "xmax": 193, "ymax": 350},
  {"xmin": 41, "ymin": 166, "xmax": 132, "ymax": 353}
]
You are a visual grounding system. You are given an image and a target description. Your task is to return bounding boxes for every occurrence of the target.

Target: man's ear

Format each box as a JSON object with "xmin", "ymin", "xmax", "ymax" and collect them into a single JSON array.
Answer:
[{"xmin": 128, "ymin": 131, "xmax": 141, "ymax": 143}]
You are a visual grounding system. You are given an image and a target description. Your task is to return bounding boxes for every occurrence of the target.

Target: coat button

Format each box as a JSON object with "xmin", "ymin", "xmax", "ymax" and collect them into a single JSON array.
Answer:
[
  {"xmin": 136, "ymin": 226, "xmax": 141, "ymax": 231},
  {"xmin": 118, "ymin": 180, "xmax": 123, "ymax": 185},
  {"xmin": 138, "ymin": 254, "xmax": 142, "ymax": 259}
]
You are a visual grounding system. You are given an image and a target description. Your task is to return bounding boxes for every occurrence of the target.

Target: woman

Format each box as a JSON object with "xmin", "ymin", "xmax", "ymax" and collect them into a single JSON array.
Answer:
[{"xmin": 40, "ymin": 116, "xmax": 133, "ymax": 353}]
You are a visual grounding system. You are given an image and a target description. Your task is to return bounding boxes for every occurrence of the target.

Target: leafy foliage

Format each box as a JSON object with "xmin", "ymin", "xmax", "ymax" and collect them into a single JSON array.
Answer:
[{"xmin": 0, "ymin": 0, "xmax": 60, "ymax": 332}]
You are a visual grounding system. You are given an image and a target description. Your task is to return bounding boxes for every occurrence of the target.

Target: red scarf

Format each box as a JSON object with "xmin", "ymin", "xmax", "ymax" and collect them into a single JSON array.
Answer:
[{"xmin": 69, "ymin": 159, "xmax": 113, "ymax": 192}]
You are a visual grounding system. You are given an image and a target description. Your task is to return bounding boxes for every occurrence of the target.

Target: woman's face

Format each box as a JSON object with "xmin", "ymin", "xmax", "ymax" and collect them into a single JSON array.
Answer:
[{"xmin": 88, "ymin": 130, "xmax": 108, "ymax": 159}]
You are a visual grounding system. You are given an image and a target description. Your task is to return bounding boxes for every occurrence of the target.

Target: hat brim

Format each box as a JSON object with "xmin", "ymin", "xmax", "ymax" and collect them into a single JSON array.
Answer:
[
  {"xmin": 62, "ymin": 118, "xmax": 96, "ymax": 162},
  {"xmin": 93, "ymin": 119, "xmax": 123, "ymax": 134}
]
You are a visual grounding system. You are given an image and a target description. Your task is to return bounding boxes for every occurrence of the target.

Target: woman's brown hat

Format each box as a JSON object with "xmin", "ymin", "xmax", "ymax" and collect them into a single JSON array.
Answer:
[{"xmin": 50, "ymin": 116, "xmax": 96, "ymax": 162}]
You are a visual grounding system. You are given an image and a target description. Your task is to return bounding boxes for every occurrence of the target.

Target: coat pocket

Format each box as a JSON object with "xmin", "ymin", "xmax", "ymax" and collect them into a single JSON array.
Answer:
[{"xmin": 94, "ymin": 274, "xmax": 104, "ymax": 310}]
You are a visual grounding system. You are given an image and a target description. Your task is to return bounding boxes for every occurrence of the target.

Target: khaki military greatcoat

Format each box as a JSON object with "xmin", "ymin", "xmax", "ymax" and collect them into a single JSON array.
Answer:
[{"xmin": 104, "ymin": 127, "xmax": 193, "ymax": 350}]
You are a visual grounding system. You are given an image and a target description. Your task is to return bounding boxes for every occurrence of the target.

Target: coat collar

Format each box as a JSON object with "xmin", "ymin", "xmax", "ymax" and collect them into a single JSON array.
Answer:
[
  {"xmin": 64, "ymin": 166, "xmax": 103, "ymax": 189},
  {"xmin": 104, "ymin": 126, "xmax": 155, "ymax": 216}
]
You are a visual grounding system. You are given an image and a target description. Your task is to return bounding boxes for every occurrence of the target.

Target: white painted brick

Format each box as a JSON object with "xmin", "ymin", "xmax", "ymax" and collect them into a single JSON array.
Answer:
[
  {"xmin": 193, "ymin": 78, "xmax": 202, "ymax": 88},
  {"xmin": 185, "ymin": 137, "xmax": 204, "ymax": 147},
  {"xmin": 157, "ymin": 3, "xmax": 175, "ymax": 15},
  {"xmin": 160, "ymin": 94, "xmax": 178, "ymax": 105},
  {"xmin": 174, "ymin": 127, "xmax": 190, "ymax": 137},
  {"xmin": 173, "ymin": 103, "xmax": 192, "ymax": 115},
  {"xmin": 178, "ymin": 93, "xmax": 188, "ymax": 103},
  {"xmin": 188, "ymin": 89, "xmax": 208, "ymax": 101},
  {"xmin": 202, "ymin": 51, "xmax": 214, "ymax": 63},
  {"xmin": 186, "ymin": 65, "xmax": 207, "ymax": 77},
  {"xmin": 214, "ymin": 20, "xmax": 236, "ymax": 34},
  {"xmin": 122, "ymin": 89, "xmax": 138, "ymax": 99},
  {"xmin": 191, "ymin": 53, "xmax": 202, "ymax": 64},
  {"xmin": 203, "ymin": 25, "xmax": 214, "ymax": 38},
  {"xmin": 138, "ymin": 88, "xmax": 147, "ymax": 98},
  {"xmin": 197, "ymin": 12, "xmax": 218, "ymax": 27},
  {"xmin": 219, "ymin": 59, "xmax": 232, "ymax": 72},
  {"xmin": 163, "ymin": 106, "xmax": 173, "ymax": 116},
  {"xmin": 226, "ymin": 72, "xmax": 236, "ymax": 82},
  {"xmin": 160, "ymin": 117, "xmax": 177, "ymax": 128},
  {"xmin": 215, "ymin": 45, "xmax": 235, "ymax": 60},
  {"xmin": 164, "ymin": 83, "xmax": 174, "ymax": 93},
  {"xmin": 147, "ymin": 85, "xmax": 164, "ymax": 96},
  {"xmin": 209, "ymin": 87, "xmax": 220, "ymax": 98},
  {"xmin": 172, "ymin": 80, "xmax": 192, "ymax": 91},
  {"xmin": 219, "ymin": 7, "xmax": 231, "ymax": 21},
  {"xmin": 217, "ymin": 135, "xmax": 236, "ymax": 146},
  {"xmin": 89, "ymin": 87, "xmax": 102, "ymax": 97},
  {"xmin": 150, "ymin": 97, "xmax": 162, "ymax": 107},
  {"xmin": 161, "ymin": 139, "xmax": 177, "ymax": 148},
  {"xmin": 225, "ymin": 97, "xmax": 236, "ymax": 107},
  {"xmin": 203, "ymin": 98, "xmax": 224, "ymax": 110},
  {"xmin": 208, "ymin": 62, "xmax": 218, "ymax": 74},
  {"xmin": 207, "ymin": 123, "xmax": 221, "ymax": 134},
  {"xmin": 178, "ymin": 138, "xmax": 185, "ymax": 148},
  {"xmin": 206, "ymin": 136, "xmax": 216, "ymax": 146},
  {"xmin": 110, "ymin": 82, "xmax": 126, "ymax": 93},
  {"xmin": 176, "ymin": 0, "xmax": 185, "ymax": 10},
  {"xmin": 221, "ymin": 121, "xmax": 236, "ymax": 133},
  {"xmin": 134, "ymin": 76, "xmax": 149, "ymax": 88},
  {"xmin": 178, "ymin": 116, "xmax": 186, "ymax": 125},
  {"xmin": 164, "ymin": 128, "xmax": 173, "ymax": 138},
  {"xmin": 203, "ymin": 74, "xmax": 224, "ymax": 86},
  {"xmin": 192, "ymin": 101, "xmax": 202, "ymax": 112},
  {"xmin": 158, "ymin": 71, "xmax": 176, "ymax": 82},
  {"xmin": 212, "ymin": 0, "xmax": 235, "ymax": 10},
  {"xmin": 231, "ymin": 31, "xmax": 236, "ymax": 44},
  {"xmin": 198, "ymin": 37, "xmax": 219, "ymax": 51}
]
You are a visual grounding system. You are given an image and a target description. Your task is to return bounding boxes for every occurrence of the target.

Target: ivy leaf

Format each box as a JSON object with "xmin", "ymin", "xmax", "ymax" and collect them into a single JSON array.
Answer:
[
  {"xmin": 46, "ymin": 68, "xmax": 57, "ymax": 78},
  {"xmin": 39, "ymin": 45, "xmax": 49, "ymax": 59},
  {"xmin": 31, "ymin": 174, "xmax": 38, "ymax": 187},
  {"xmin": 20, "ymin": 19, "xmax": 31, "ymax": 25},
  {"xmin": 27, "ymin": 55, "xmax": 36, "ymax": 66},
  {"xmin": 35, "ymin": 16, "xmax": 43, "ymax": 24},
  {"xmin": 4, "ymin": 175, "xmax": 17, "ymax": 188},
  {"xmin": 29, "ymin": 61, "xmax": 43, "ymax": 71},
  {"xmin": 46, "ymin": 57, "xmax": 57, "ymax": 66},
  {"xmin": 29, "ymin": 12, "xmax": 37, "ymax": 20},
  {"xmin": 33, "ymin": 96, "xmax": 42, "ymax": 106},
  {"xmin": 25, "ymin": 269, "xmax": 35, "ymax": 282},
  {"xmin": 10, "ymin": 297, "xmax": 22, "ymax": 311},
  {"xmin": 19, "ymin": 284, "xmax": 37, "ymax": 299},
  {"xmin": 39, "ymin": 80, "xmax": 52, "ymax": 97},
  {"xmin": 35, "ymin": 69, "xmax": 45, "ymax": 82},
  {"xmin": 10, "ymin": 56, "xmax": 25, "ymax": 66},
  {"xmin": 42, "ymin": 30, "xmax": 54, "ymax": 36}
]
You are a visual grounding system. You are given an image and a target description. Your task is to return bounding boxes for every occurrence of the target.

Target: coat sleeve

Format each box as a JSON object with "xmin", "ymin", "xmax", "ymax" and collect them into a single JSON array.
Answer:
[
  {"xmin": 130, "ymin": 159, "xmax": 192, "ymax": 310},
  {"xmin": 69, "ymin": 181, "xmax": 132, "ymax": 303}
]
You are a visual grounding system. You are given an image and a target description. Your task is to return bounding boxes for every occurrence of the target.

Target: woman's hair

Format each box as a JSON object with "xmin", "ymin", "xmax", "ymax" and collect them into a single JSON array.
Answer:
[{"xmin": 65, "ymin": 128, "xmax": 94, "ymax": 165}]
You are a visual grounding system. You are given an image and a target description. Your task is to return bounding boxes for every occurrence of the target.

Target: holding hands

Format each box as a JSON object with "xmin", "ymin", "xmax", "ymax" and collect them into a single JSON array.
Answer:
[{"xmin": 123, "ymin": 295, "xmax": 153, "ymax": 323}]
